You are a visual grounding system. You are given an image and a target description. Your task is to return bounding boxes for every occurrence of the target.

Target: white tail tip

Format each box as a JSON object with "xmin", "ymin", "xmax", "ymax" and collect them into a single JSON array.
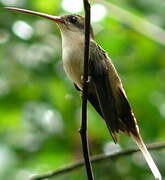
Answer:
[{"xmin": 131, "ymin": 134, "xmax": 162, "ymax": 180}]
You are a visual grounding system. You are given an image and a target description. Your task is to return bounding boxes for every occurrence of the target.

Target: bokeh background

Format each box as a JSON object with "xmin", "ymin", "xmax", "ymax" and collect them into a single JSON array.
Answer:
[{"xmin": 0, "ymin": 0, "xmax": 165, "ymax": 179}]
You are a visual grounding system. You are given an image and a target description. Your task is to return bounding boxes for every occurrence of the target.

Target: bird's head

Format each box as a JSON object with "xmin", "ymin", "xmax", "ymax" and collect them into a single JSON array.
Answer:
[{"xmin": 5, "ymin": 7, "xmax": 94, "ymax": 41}]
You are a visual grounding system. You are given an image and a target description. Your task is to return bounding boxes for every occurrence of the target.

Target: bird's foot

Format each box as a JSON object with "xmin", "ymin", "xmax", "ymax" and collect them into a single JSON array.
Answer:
[{"xmin": 81, "ymin": 75, "xmax": 91, "ymax": 83}]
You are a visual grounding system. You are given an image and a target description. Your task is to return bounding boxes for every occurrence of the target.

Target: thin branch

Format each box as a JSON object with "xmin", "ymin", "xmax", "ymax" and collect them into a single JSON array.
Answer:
[
  {"xmin": 96, "ymin": 0, "xmax": 165, "ymax": 46},
  {"xmin": 30, "ymin": 142, "xmax": 165, "ymax": 180},
  {"xmin": 79, "ymin": 0, "xmax": 94, "ymax": 179}
]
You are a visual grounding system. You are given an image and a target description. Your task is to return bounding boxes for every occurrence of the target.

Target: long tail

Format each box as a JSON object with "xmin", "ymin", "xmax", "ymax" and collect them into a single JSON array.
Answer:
[{"xmin": 131, "ymin": 133, "xmax": 162, "ymax": 180}]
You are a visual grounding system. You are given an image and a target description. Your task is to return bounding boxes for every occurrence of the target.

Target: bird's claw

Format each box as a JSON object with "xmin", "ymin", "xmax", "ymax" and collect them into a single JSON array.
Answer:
[{"xmin": 81, "ymin": 75, "xmax": 91, "ymax": 83}]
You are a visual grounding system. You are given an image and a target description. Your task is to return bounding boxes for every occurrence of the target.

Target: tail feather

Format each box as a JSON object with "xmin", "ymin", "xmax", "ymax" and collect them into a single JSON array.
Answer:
[{"xmin": 131, "ymin": 133, "xmax": 162, "ymax": 180}]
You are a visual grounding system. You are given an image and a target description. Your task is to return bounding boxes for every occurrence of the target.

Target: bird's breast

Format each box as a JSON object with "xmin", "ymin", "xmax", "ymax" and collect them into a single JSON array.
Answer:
[{"xmin": 62, "ymin": 46, "xmax": 84, "ymax": 89}]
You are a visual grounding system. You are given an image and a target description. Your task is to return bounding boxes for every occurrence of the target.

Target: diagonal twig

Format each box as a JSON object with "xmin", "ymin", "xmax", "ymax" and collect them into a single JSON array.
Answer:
[{"xmin": 30, "ymin": 142, "xmax": 165, "ymax": 180}]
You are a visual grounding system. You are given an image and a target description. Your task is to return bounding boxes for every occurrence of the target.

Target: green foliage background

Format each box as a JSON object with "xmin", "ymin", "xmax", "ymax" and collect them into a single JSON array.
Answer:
[{"xmin": 0, "ymin": 0, "xmax": 164, "ymax": 179}]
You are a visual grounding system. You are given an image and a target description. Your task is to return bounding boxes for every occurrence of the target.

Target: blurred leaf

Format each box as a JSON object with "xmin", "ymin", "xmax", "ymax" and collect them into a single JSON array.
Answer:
[{"xmin": 0, "ymin": 1, "xmax": 164, "ymax": 179}]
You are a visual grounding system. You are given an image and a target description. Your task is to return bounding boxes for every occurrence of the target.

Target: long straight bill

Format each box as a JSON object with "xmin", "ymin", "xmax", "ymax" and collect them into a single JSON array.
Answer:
[{"xmin": 5, "ymin": 7, "xmax": 65, "ymax": 23}]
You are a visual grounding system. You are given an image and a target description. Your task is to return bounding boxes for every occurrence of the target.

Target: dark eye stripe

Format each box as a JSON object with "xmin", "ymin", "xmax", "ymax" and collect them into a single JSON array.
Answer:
[
  {"xmin": 66, "ymin": 15, "xmax": 84, "ymax": 30},
  {"xmin": 68, "ymin": 16, "xmax": 78, "ymax": 24}
]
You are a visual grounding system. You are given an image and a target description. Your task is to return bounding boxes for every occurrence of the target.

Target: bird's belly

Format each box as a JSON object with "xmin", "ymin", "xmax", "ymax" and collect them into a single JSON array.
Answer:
[{"xmin": 63, "ymin": 49, "xmax": 83, "ymax": 89}]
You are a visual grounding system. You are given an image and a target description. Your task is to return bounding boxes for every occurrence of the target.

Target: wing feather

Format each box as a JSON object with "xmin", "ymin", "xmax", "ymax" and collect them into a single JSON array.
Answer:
[
  {"xmin": 89, "ymin": 43, "xmax": 120, "ymax": 142},
  {"xmin": 88, "ymin": 41, "xmax": 161, "ymax": 179}
]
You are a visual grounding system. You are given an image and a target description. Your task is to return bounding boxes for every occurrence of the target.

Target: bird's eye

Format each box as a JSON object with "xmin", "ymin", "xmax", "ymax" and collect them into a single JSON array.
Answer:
[{"xmin": 68, "ymin": 16, "xmax": 78, "ymax": 24}]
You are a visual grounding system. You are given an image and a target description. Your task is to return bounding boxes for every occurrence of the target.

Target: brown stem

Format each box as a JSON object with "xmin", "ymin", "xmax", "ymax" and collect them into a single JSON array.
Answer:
[{"xmin": 79, "ymin": 0, "xmax": 94, "ymax": 179}]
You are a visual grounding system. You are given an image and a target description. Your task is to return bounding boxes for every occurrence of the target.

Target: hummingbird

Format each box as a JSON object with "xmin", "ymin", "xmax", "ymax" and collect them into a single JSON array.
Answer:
[{"xmin": 6, "ymin": 7, "xmax": 161, "ymax": 180}]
